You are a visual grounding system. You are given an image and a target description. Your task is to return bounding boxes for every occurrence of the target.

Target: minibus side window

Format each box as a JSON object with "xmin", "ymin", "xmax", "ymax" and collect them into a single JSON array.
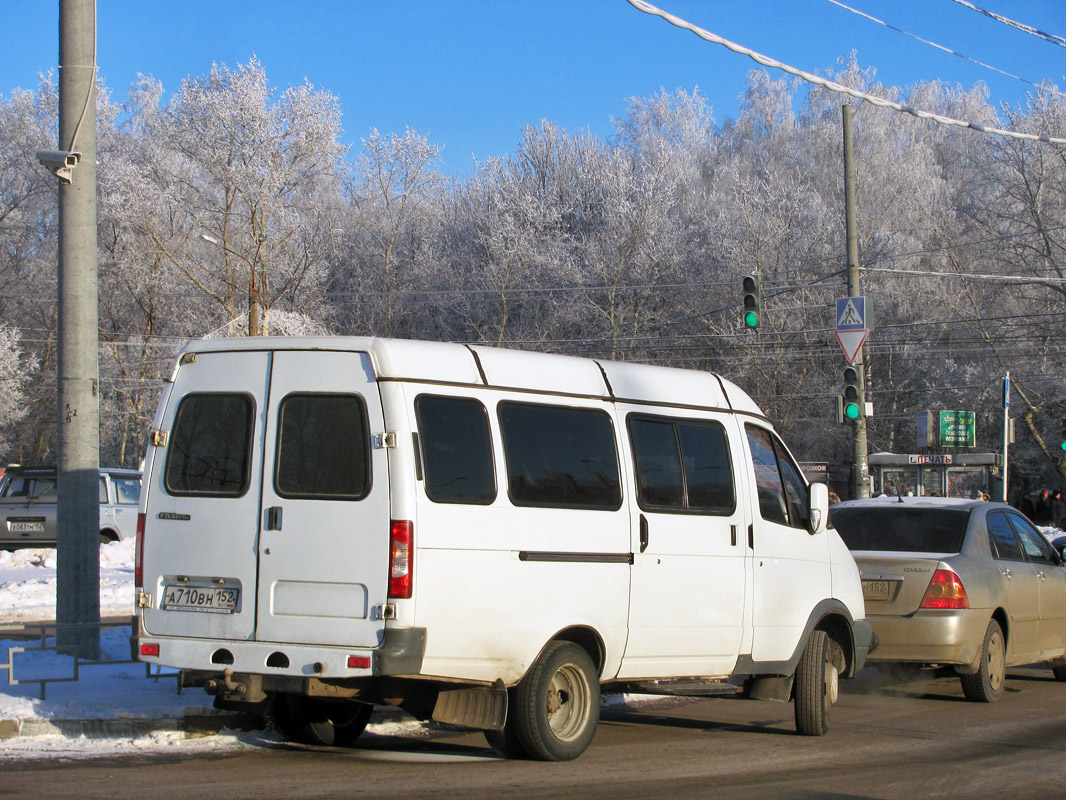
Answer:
[
  {"xmin": 499, "ymin": 402, "xmax": 622, "ymax": 510},
  {"xmin": 415, "ymin": 395, "xmax": 496, "ymax": 505},
  {"xmin": 679, "ymin": 420, "xmax": 736, "ymax": 513},
  {"xmin": 629, "ymin": 415, "xmax": 735, "ymax": 514},
  {"xmin": 746, "ymin": 425, "xmax": 807, "ymax": 529},
  {"xmin": 165, "ymin": 393, "xmax": 254, "ymax": 497},
  {"xmin": 629, "ymin": 417, "xmax": 684, "ymax": 508},
  {"xmin": 275, "ymin": 394, "xmax": 370, "ymax": 500}
]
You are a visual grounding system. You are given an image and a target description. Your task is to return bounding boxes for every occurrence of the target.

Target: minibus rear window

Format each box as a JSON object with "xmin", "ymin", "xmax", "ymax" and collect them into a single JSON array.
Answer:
[
  {"xmin": 275, "ymin": 394, "xmax": 370, "ymax": 500},
  {"xmin": 415, "ymin": 395, "xmax": 496, "ymax": 505},
  {"xmin": 499, "ymin": 402, "xmax": 622, "ymax": 510},
  {"xmin": 165, "ymin": 393, "xmax": 254, "ymax": 497}
]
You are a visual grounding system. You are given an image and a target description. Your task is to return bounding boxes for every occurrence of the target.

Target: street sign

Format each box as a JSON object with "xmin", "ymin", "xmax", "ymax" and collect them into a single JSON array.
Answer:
[
  {"xmin": 939, "ymin": 410, "xmax": 976, "ymax": 448},
  {"xmin": 835, "ymin": 329, "xmax": 869, "ymax": 365},
  {"xmin": 835, "ymin": 297, "xmax": 869, "ymax": 365},
  {"xmin": 836, "ymin": 297, "xmax": 867, "ymax": 330}
]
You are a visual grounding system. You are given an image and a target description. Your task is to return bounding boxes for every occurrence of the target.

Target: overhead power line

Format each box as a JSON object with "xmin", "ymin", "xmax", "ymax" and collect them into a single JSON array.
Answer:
[
  {"xmin": 625, "ymin": 0, "xmax": 1066, "ymax": 145},
  {"xmin": 826, "ymin": 0, "xmax": 1066, "ymax": 99},
  {"xmin": 949, "ymin": 0, "xmax": 1066, "ymax": 49},
  {"xmin": 864, "ymin": 266, "xmax": 1066, "ymax": 283}
]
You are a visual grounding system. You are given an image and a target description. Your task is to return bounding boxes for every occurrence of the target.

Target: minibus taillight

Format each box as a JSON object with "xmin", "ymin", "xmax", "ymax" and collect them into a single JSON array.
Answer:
[
  {"xmin": 135, "ymin": 512, "xmax": 146, "ymax": 589},
  {"xmin": 920, "ymin": 568, "xmax": 969, "ymax": 609},
  {"xmin": 388, "ymin": 520, "xmax": 413, "ymax": 599}
]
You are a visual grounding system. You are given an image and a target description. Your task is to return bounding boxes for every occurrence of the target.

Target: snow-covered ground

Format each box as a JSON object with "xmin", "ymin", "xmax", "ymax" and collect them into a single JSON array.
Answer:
[
  {"xmin": 0, "ymin": 539, "xmax": 136, "ymax": 624},
  {"xmin": 0, "ymin": 540, "xmax": 425, "ymax": 759}
]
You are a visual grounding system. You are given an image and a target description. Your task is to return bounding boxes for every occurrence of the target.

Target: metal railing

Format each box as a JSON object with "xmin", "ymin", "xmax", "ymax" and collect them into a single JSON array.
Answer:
[{"xmin": 0, "ymin": 619, "xmax": 178, "ymax": 700}]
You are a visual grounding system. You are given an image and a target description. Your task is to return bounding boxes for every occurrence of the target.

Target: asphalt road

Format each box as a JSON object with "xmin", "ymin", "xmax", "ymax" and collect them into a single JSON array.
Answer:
[{"xmin": 6, "ymin": 665, "xmax": 1066, "ymax": 800}]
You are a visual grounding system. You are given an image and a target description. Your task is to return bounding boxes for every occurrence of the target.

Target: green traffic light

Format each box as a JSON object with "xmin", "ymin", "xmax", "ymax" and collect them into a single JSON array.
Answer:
[
  {"xmin": 844, "ymin": 402, "xmax": 861, "ymax": 420},
  {"xmin": 1061, "ymin": 440, "xmax": 1066, "ymax": 452},
  {"xmin": 744, "ymin": 311, "xmax": 759, "ymax": 328}
]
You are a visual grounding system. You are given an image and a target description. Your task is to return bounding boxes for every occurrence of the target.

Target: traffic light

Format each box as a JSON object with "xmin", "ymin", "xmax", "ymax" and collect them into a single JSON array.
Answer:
[
  {"xmin": 842, "ymin": 366, "xmax": 862, "ymax": 420},
  {"xmin": 1060, "ymin": 420, "xmax": 1066, "ymax": 452},
  {"xmin": 742, "ymin": 275, "xmax": 761, "ymax": 329}
]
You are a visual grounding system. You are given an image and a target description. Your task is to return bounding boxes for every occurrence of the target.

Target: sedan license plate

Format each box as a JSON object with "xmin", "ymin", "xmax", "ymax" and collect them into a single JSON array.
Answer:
[
  {"xmin": 8, "ymin": 518, "xmax": 44, "ymax": 533},
  {"xmin": 163, "ymin": 585, "xmax": 239, "ymax": 614},
  {"xmin": 862, "ymin": 580, "xmax": 891, "ymax": 602}
]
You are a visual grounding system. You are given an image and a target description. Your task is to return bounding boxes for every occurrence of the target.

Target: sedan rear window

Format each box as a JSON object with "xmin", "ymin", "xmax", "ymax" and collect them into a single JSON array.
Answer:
[{"xmin": 830, "ymin": 506, "xmax": 969, "ymax": 553}]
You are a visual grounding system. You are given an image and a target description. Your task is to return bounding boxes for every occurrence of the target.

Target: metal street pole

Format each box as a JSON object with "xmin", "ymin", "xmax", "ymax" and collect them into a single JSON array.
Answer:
[
  {"xmin": 843, "ymin": 104, "xmax": 870, "ymax": 499},
  {"xmin": 55, "ymin": 0, "xmax": 101, "ymax": 659},
  {"xmin": 1002, "ymin": 372, "xmax": 1010, "ymax": 502}
]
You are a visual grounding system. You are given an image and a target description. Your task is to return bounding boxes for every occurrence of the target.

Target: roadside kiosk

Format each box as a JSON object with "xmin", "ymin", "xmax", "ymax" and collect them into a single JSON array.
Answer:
[{"xmin": 869, "ymin": 452, "xmax": 1003, "ymax": 499}]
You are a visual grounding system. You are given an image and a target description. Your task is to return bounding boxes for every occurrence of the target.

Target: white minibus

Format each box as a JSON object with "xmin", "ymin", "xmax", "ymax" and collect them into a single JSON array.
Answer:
[{"xmin": 134, "ymin": 337, "xmax": 873, "ymax": 761}]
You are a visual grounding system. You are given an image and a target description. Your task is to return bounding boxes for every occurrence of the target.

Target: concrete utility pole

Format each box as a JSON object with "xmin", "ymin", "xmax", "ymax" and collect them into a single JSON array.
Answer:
[
  {"xmin": 842, "ymin": 105, "xmax": 870, "ymax": 499},
  {"xmin": 55, "ymin": 0, "xmax": 101, "ymax": 659}
]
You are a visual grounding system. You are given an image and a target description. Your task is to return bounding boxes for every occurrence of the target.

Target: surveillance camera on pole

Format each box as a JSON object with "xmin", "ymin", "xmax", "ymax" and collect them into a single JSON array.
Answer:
[{"xmin": 35, "ymin": 149, "xmax": 81, "ymax": 184}]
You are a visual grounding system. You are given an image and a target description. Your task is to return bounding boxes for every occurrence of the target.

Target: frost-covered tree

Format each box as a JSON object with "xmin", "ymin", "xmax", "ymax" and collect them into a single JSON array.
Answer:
[
  {"xmin": 0, "ymin": 327, "xmax": 37, "ymax": 457},
  {"xmin": 142, "ymin": 58, "xmax": 347, "ymax": 337},
  {"xmin": 335, "ymin": 127, "xmax": 444, "ymax": 338}
]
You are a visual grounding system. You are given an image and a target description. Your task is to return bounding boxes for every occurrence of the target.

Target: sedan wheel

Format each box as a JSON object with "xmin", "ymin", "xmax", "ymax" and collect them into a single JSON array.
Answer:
[{"xmin": 961, "ymin": 620, "xmax": 1005, "ymax": 702}]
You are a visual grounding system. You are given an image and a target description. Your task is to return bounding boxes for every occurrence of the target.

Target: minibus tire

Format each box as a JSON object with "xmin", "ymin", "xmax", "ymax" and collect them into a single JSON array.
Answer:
[
  {"xmin": 269, "ymin": 694, "xmax": 373, "ymax": 747},
  {"xmin": 794, "ymin": 629, "xmax": 831, "ymax": 736},
  {"xmin": 512, "ymin": 640, "xmax": 599, "ymax": 762}
]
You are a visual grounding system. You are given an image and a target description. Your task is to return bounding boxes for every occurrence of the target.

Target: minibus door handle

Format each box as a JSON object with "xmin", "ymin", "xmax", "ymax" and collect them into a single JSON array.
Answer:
[
  {"xmin": 266, "ymin": 506, "xmax": 283, "ymax": 531},
  {"xmin": 639, "ymin": 514, "xmax": 649, "ymax": 553}
]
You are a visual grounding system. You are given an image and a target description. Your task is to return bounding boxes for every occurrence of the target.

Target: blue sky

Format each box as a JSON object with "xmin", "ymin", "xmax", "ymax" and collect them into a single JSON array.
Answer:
[{"xmin": 2, "ymin": 0, "xmax": 1065, "ymax": 176}]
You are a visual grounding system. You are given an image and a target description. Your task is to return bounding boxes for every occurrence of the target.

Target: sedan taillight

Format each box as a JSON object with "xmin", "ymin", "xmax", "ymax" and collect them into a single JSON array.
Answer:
[{"xmin": 920, "ymin": 568, "xmax": 969, "ymax": 609}]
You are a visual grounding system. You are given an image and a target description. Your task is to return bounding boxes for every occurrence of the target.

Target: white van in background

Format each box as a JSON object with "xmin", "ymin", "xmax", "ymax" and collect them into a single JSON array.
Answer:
[
  {"xmin": 133, "ymin": 337, "xmax": 873, "ymax": 761},
  {"xmin": 0, "ymin": 465, "xmax": 142, "ymax": 548}
]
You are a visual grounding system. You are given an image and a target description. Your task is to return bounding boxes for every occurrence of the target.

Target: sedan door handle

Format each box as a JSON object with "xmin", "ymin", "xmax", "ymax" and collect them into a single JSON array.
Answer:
[
  {"xmin": 1001, "ymin": 569, "xmax": 1012, "ymax": 578},
  {"xmin": 639, "ymin": 514, "xmax": 649, "ymax": 553}
]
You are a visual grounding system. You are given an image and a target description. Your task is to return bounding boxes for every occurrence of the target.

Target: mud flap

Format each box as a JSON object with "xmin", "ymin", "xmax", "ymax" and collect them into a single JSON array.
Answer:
[
  {"xmin": 431, "ymin": 679, "xmax": 508, "ymax": 731},
  {"xmin": 748, "ymin": 675, "xmax": 794, "ymax": 703}
]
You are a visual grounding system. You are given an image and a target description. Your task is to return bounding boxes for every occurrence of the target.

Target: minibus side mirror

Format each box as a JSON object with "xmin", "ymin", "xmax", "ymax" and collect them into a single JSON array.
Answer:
[{"xmin": 807, "ymin": 482, "xmax": 829, "ymax": 535}]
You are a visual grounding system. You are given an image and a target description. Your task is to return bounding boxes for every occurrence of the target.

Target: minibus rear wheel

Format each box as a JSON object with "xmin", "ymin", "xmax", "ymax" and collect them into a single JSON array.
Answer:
[
  {"xmin": 269, "ymin": 694, "xmax": 373, "ymax": 747},
  {"xmin": 511, "ymin": 640, "xmax": 599, "ymax": 761}
]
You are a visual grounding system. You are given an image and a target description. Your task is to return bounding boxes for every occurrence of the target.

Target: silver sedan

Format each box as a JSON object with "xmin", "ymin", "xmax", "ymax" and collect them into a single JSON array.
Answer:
[{"xmin": 830, "ymin": 496, "xmax": 1066, "ymax": 701}]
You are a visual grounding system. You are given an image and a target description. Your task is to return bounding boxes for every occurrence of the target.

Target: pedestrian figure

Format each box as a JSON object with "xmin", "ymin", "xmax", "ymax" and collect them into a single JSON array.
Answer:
[
  {"xmin": 1036, "ymin": 490, "xmax": 1052, "ymax": 525},
  {"xmin": 1051, "ymin": 490, "xmax": 1066, "ymax": 530}
]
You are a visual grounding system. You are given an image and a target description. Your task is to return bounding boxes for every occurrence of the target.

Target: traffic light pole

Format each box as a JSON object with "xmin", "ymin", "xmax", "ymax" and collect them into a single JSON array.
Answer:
[{"xmin": 843, "ymin": 105, "xmax": 870, "ymax": 499}]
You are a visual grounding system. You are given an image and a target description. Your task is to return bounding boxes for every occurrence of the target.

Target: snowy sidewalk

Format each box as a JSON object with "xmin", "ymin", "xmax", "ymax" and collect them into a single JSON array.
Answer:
[
  {"xmin": 0, "ymin": 540, "xmax": 263, "ymax": 746},
  {"xmin": 0, "ymin": 622, "xmax": 260, "ymax": 741}
]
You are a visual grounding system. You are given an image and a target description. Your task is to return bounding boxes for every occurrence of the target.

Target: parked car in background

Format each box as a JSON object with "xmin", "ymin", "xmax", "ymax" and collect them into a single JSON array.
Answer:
[
  {"xmin": 830, "ymin": 496, "xmax": 1066, "ymax": 702},
  {"xmin": 0, "ymin": 465, "xmax": 142, "ymax": 549}
]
